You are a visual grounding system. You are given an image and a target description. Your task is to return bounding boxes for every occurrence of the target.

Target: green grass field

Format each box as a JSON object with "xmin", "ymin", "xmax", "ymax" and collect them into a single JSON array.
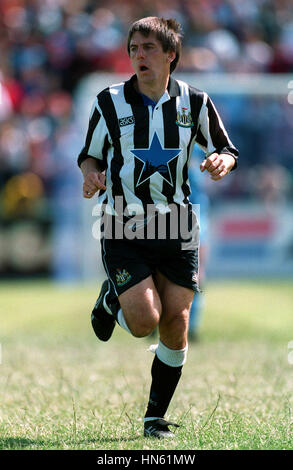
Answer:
[{"xmin": 0, "ymin": 280, "xmax": 292, "ymax": 450}]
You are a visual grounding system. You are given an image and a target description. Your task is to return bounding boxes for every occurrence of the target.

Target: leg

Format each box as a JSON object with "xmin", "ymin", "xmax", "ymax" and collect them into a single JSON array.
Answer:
[
  {"xmin": 118, "ymin": 269, "xmax": 194, "ymax": 344},
  {"xmin": 144, "ymin": 271, "xmax": 194, "ymax": 437},
  {"xmin": 118, "ymin": 275, "xmax": 162, "ymax": 337},
  {"xmin": 93, "ymin": 235, "xmax": 161, "ymax": 340},
  {"xmin": 156, "ymin": 271, "xmax": 194, "ymax": 349}
]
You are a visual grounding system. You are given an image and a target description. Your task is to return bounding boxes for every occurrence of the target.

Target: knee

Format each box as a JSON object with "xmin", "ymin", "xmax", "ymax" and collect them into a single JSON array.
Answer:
[
  {"xmin": 159, "ymin": 310, "xmax": 189, "ymax": 348},
  {"xmin": 130, "ymin": 318, "xmax": 158, "ymax": 338},
  {"xmin": 165, "ymin": 310, "xmax": 189, "ymax": 331},
  {"xmin": 122, "ymin": 295, "xmax": 161, "ymax": 338}
]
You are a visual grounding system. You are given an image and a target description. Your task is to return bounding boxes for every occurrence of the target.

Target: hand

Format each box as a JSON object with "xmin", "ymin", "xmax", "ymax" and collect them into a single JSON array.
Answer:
[
  {"xmin": 83, "ymin": 171, "xmax": 106, "ymax": 198},
  {"xmin": 200, "ymin": 153, "xmax": 235, "ymax": 181}
]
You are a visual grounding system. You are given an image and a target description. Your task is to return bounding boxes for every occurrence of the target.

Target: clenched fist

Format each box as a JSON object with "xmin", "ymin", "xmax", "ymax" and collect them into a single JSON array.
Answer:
[
  {"xmin": 200, "ymin": 153, "xmax": 235, "ymax": 181},
  {"xmin": 80, "ymin": 157, "xmax": 106, "ymax": 198},
  {"xmin": 83, "ymin": 171, "xmax": 106, "ymax": 198}
]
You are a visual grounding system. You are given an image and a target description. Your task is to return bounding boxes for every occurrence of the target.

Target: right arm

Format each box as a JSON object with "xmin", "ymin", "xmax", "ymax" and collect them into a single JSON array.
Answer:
[
  {"xmin": 77, "ymin": 97, "xmax": 109, "ymax": 198},
  {"xmin": 80, "ymin": 157, "xmax": 106, "ymax": 199}
]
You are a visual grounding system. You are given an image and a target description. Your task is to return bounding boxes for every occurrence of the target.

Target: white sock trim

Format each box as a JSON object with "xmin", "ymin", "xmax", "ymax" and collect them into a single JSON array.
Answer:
[
  {"xmin": 117, "ymin": 308, "xmax": 132, "ymax": 335},
  {"xmin": 156, "ymin": 338, "xmax": 188, "ymax": 367},
  {"xmin": 148, "ymin": 344, "xmax": 158, "ymax": 354}
]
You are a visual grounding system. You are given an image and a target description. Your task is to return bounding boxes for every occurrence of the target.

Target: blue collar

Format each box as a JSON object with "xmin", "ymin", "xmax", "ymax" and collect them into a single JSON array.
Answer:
[
  {"xmin": 140, "ymin": 92, "xmax": 157, "ymax": 109},
  {"xmin": 124, "ymin": 75, "xmax": 180, "ymax": 106}
]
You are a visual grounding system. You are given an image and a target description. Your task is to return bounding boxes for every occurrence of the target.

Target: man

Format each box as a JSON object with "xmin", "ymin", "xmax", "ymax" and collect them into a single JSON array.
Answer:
[{"xmin": 78, "ymin": 17, "xmax": 238, "ymax": 439}]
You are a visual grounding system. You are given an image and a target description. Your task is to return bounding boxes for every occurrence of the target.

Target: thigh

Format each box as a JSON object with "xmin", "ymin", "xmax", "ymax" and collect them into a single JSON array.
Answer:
[
  {"xmin": 101, "ymin": 237, "xmax": 153, "ymax": 300},
  {"xmin": 158, "ymin": 240, "xmax": 200, "ymax": 294},
  {"xmin": 102, "ymin": 238, "xmax": 162, "ymax": 336},
  {"xmin": 118, "ymin": 275, "xmax": 162, "ymax": 337},
  {"xmin": 155, "ymin": 270, "xmax": 195, "ymax": 349}
]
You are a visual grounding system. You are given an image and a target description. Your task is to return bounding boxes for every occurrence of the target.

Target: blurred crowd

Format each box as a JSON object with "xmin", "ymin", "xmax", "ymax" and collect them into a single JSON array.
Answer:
[{"xmin": 0, "ymin": 0, "xmax": 293, "ymax": 220}]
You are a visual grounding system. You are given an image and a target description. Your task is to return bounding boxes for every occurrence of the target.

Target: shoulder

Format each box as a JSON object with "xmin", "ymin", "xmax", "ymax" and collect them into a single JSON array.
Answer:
[
  {"xmin": 95, "ymin": 81, "xmax": 127, "ymax": 116},
  {"xmin": 176, "ymin": 79, "xmax": 207, "ymax": 105},
  {"xmin": 175, "ymin": 79, "xmax": 209, "ymax": 117},
  {"xmin": 96, "ymin": 81, "xmax": 126, "ymax": 101},
  {"xmin": 175, "ymin": 79, "xmax": 204, "ymax": 97}
]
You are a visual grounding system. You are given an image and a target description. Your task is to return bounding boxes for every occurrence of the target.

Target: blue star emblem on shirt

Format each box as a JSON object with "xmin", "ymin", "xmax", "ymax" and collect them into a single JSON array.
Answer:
[{"xmin": 130, "ymin": 132, "xmax": 182, "ymax": 187}]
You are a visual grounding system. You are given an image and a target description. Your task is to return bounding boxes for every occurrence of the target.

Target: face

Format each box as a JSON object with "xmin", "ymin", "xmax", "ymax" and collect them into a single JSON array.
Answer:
[{"xmin": 129, "ymin": 31, "xmax": 175, "ymax": 86}]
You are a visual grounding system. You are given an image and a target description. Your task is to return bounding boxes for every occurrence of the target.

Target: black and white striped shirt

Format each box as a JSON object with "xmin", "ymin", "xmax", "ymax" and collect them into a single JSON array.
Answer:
[{"xmin": 78, "ymin": 75, "xmax": 238, "ymax": 213}]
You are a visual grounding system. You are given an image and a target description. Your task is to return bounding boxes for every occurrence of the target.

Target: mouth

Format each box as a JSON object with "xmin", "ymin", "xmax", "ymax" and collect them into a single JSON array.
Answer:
[{"xmin": 139, "ymin": 65, "xmax": 149, "ymax": 72}]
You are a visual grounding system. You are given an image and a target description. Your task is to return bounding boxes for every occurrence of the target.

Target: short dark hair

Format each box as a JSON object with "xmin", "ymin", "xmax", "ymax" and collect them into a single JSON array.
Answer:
[{"xmin": 127, "ymin": 16, "xmax": 182, "ymax": 74}]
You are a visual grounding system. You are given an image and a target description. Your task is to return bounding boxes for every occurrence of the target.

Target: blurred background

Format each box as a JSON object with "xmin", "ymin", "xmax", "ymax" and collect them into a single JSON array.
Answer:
[
  {"xmin": 1, "ymin": 0, "xmax": 293, "ymax": 283},
  {"xmin": 2, "ymin": 2, "xmax": 293, "ymax": 450}
]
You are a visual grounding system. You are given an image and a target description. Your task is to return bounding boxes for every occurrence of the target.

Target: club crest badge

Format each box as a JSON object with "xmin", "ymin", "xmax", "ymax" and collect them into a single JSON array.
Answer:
[
  {"xmin": 115, "ymin": 268, "xmax": 132, "ymax": 286},
  {"xmin": 176, "ymin": 107, "xmax": 194, "ymax": 128}
]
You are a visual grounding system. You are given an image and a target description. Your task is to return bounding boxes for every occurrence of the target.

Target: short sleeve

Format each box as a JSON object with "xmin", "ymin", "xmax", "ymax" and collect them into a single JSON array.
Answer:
[
  {"xmin": 195, "ymin": 93, "xmax": 239, "ymax": 169},
  {"xmin": 77, "ymin": 98, "xmax": 110, "ymax": 171}
]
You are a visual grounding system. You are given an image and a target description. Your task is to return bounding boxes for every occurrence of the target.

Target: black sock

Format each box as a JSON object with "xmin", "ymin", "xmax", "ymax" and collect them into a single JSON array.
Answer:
[{"xmin": 145, "ymin": 355, "xmax": 182, "ymax": 419}]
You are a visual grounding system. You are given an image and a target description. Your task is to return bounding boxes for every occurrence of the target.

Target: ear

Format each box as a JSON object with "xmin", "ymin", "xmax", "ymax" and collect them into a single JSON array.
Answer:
[{"xmin": 167, "ymin": 51, "xmax": 176, "ymax": 63}]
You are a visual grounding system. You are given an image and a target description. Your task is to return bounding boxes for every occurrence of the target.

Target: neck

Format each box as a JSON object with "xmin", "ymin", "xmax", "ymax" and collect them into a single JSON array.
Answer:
[{"xmin": 136, "ymin": 75, "xmax": 169, "ymax": 103}]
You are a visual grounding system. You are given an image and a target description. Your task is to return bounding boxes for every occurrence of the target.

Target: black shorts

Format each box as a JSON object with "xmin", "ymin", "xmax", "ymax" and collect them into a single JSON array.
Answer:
[{"xmin": 101, "ymin": 237, "xmax": 200, "ymax": 299}]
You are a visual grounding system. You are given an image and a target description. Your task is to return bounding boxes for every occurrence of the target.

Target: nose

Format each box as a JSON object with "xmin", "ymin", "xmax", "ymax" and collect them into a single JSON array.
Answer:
[{"xmin": 137, "ymin": 46, "xmax": 145, "ymax": 59}]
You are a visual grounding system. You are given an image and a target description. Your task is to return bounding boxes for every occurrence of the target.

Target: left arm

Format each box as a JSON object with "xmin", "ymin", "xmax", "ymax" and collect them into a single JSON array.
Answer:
[
  {"xmin": 195, "ymin": 93, "xmax": 239, "ymax": 180},
  {"xmin": 200, "ymin": 152, "xmax": 236, "ymax": 181}
]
